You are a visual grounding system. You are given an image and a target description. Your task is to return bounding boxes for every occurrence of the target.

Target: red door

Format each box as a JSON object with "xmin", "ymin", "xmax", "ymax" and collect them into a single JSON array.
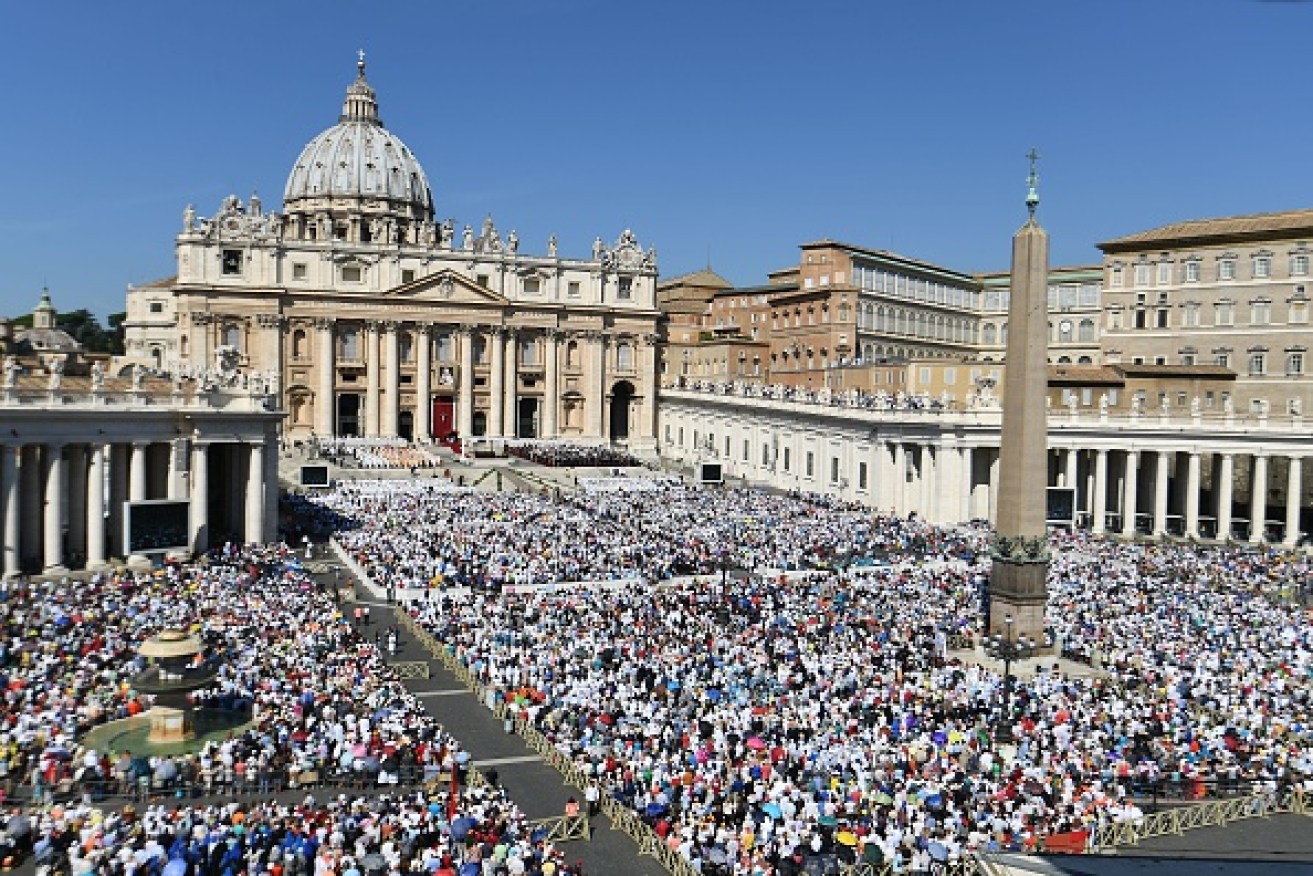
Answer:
[{"xmin": 432, "ymin": 396, "xmax": 456, "ymax": 443}]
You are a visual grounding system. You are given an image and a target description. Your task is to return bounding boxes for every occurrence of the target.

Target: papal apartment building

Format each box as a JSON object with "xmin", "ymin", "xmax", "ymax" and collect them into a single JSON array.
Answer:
[{"xmin": 1099, "ymin": 209, "xmax": 1313, "ymax": 417}]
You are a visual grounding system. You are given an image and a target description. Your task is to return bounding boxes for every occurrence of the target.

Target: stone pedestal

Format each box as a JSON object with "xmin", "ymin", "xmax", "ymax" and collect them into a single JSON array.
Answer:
[{"xmin": 146, "ymin": 704, "xmax": 192, "ymax": 743}]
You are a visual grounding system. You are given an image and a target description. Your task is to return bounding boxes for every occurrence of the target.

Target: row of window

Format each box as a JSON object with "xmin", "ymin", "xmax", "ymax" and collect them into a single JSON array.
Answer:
[
  {"xmin": 1112, "ymin": 298, "xmax": 1309, "ymax": 329},
  {"xmin": 851, "ymin": 265, "xmax": 977, "ymax": 309},
  {"xmin": 980, "ymin": 283, "xmax": 1102, "ymax": 313},
  {"xmin": 980, "ymin": 319, "xmax": 1097, "ymax": 346},
  {"xmin": 1123, "ymin": 351, "xmax": 1305, "ymax": 375},
  {"xmin": 1111, "ymin": 253, "xmax": 1310, "ymax": 287}
]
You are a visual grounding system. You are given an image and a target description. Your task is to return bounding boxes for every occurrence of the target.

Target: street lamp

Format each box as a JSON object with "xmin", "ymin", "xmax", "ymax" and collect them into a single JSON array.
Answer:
[{"xmin": 986, "ymin": 613, "xmax": 1035, "ymax": 744}]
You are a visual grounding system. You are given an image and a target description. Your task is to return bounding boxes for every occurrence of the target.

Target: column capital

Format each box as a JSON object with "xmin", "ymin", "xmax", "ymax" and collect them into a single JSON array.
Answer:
[
  {"xmin": 256, "ymin": 313, "xmax": 286, "ymax": 329},
  {"xmin": 312, "ymin": 317, "xmax": 336, "ymax": 332},
  {"xmin": 379, "ymin": 320, "xmax": 401, "ymax": 333},
  {"xmin": 543, "ymin": 327, "xmax": 562, "ymax": 341}
]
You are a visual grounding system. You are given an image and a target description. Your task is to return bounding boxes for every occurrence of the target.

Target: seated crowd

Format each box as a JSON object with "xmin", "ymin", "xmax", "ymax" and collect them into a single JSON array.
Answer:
[
  {"xmin": 304, "ymin": 482, "xmax": 1312, "ymax": 875},
  {"xmin": 0, "ymin": 545, "xmax": 578, "ymax": 875}
]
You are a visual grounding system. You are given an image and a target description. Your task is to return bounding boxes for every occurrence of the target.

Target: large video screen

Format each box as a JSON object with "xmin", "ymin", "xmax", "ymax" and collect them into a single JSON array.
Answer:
[
  {"xmin": 698, "ymin": 462, "xmax": 723, "ymax": 484},
  {"xmin": 124, "ymin": 500, "xmax": 191, "ymax": 553},
  {"xmin": 1046, "ymin": 487, "xmax": 1076, "ymax": 526},
  {"xmin": 300, "ymin": 464, "xmax": 331, "ymax": 488}
]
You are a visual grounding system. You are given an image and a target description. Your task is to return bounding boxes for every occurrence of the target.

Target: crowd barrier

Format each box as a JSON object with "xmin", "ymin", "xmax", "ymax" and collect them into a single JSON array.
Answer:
[{"xmin": 1090, "ymin": 783, "xmax": 1309, "ymax": 850}]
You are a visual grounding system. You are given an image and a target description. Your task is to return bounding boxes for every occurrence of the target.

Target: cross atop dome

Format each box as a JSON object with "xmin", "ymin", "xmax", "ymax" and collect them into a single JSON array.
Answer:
[{"xmin": 357, "ymin": 49, "xmax": 366, "ymax": 79}]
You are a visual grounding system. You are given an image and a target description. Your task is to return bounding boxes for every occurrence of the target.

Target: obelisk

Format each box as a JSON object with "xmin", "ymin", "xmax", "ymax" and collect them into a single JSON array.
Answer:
[{"xmin": 989, "ymin": 150, "xmax": 1050, "ymax": 642}]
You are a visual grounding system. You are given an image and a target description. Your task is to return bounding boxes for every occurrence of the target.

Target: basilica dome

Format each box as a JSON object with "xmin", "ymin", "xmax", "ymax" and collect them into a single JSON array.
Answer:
[{"xmin": 283, "ymin": 58, "xmax": 434, "ymax": 223}]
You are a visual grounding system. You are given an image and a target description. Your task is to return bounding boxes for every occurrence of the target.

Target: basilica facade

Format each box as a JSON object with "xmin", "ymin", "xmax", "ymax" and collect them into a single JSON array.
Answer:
[{"xmin": 123, "ymin": 58, "xmax": 660, "ymax": 450}]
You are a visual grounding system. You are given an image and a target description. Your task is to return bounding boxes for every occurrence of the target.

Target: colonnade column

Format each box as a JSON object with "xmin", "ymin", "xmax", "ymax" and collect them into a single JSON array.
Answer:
[
  {"xmin": 130, "ymin": 442, "xmax": 149, "ymax": 501},
  {"xmin": 1216, "ymin": 453, "xmax": 1234, "ymax": 541},
  {"xmin": 1092, "ymin": 449, "xmax": 1108, "ymax": 534},
  {"xmin": 365, "ymin": 321, "xmax": 381, "ymax": 437},
  {"xmin": 1063, "ymin": 448, "xmax": 1078, "ymax": 489},
  {"xmin": 315, "ymin": 318, "xmax": 336, "ymax": 436},
  {"xmin": 543, "ymin": 330, "xmax": 559, "ymax": 438},
  {"xmin": 987, "ymin": 449, "xmax": 1000, "ymax": 523},
  {"xmin": 66, "ymin": 445, "xmax": 87, "ymax": 563},
  {"xmin": 43, "ymin": 443, "xmax": 65, "ymax": 572},
  {"xmin": 489, "ymin": 328, "xmax": 505, "ymax": 438},
  {"xmin": 85, "ymin": 444, "xmax": 106, "ymax": 570},
  {"xmin": 108, "ymin": 444, "xmax": 128, "ymax": 559},
  {"xmin": 415, "ymin": 324, "xmax": 432, "ymax": 442},
  {"xmin": 1, "ymin": 445, "xmax": 18, "ymax": 578},
  {"xmin": 959, "ymin": 446, "xmax": 974, "ymax": 523},
  {"xmin": 382, "ymin": 322, "xmax": 400, "ymax": 437},
  {"xmin": 245, "ymin": 441, "xmax": 264, "ymax": 545},
  {"xmin": 190, "ymin": 443, "xmax": 208, "ymax": 555},
  {"xmin": 458, "ymin": 328, "xmax": 475, "ymax": 440},
  {"xmin": 263, "ymin": 433, "xmax": 278, "ymax": 544},
  {"xmin": 1184, "ymin": 451, "xmax": 1202, "ymax": 538},
  {"xmin": 892, "ymin": 443, "xmax": 907, "ymax": 516},
  {"xmin": 1122, "ymin": 450, "xmax": 1139, "ymax": 538},
  {"xmin": 921, "ymin": 445, "xmax": 939, "ymax": 523},
  {"xmin": 503, "ymin": 329, "xmax": 519, "ymax": 438},
  {"xmin": 1249, "ymin": 454, "xmax": 1268, "ymax": 543},
  {"xmin": 1284, "ymin": 457, "xmax": 1303, "ymax": 547},
  {"xmin": 1153, "ymin": 450, "xmax": 1170, "ymax": 537}
]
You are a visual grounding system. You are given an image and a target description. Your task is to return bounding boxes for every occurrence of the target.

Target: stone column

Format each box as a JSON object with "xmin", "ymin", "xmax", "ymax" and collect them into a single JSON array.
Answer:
[
  {"xmin": 1216, "ymin": 453, "xmax": 1234, "ymax": 541},
  {"xmin": 67, "ymin": 445, "xmax": 87, "ymax": 565},
  {"xmin": 415, "ymin": 324, "xmax": 432, "ymax": 442},
  {"xmin": 245, "ymin": 442, "xmax": 264, "ymax": 544},
  {"xmin": 1092, "ymin": 449, "xmax": 1108, "ymax": 534},
  {"xmin": 892, "ymin": 443, "xmax": 907, "ymax": 516},
  {"xmin": 191, "ymin": 443, "xmax": 209, "ymax": 555},
  {"xmin": 489, "ymin": 328, "xmax": 506, "ymax": 438},
  {"xmin": 960, "ymin": 446, "xmax": 974, "ymax": 523},
  {"xmin": 543, "ymin": 330, "xmax": 559, "ymax": 438},
  {"xmin": 1062, "ymin": 448, "xmax": 1078, "ymax": 488},
  {"xmin": 383, "ymin": 321, "xmax": 400, "ymax": 437},
  {"xmin": 365, "ymin": 321, "xmax": 381, "ymax": 437},
  {"xmin": 85, "ymin": 444, "xmax": 106, "ymax": 570},
  {"xmin": 1, "ymin": 444, "xmax": 19, "ymax": 578},
  {"xmin": 1153, "ymin": 450, "xmax": 1170, "ymax": 537},
  {"xmin": 43, "ymin": 443, "xmax": 65, "ymax": 572},
  {"xmin": 168, "ymin": 438, "xmax": 188, "ymax": 500},
  {"xmin": 315, "ymin": 318, "xmax": 336, "ymax": 436},
  {"xmin": 1249, "ymin": 454, "xmax": 1268, "ymax": 543},
  {"xmin": 258, "ymin": 313, "xmax": 285, "ymax": 402},
  {"xmin": 108, "ymin": 444, "xmax": 128, "ymax": 559},
  {"xmin": 920, "ymin": 445, "xmax": 937, "ymax": 523},
  {"xmin": 987, "ymin": 448, "xmax": 1000, "ymax": 523},
  {"xmin": 587, "ymin": 332, "xmax": 607, "ymax": 439},
  {"xmin": 1122, "ymin": 450, "xmax": 1140, "ymax": 538},
  {"xmin": 130, "ymin": 442, "xmax": 149, "ymax": 501},
  {"xmin": 1184, "ymin": 452, "xmax": 1202, "ymax": 538},
  {"xmin": 502, "ymin": 329, "xmax": 519, "ymax": 438},
  {"xmin": 20, "ymin": 447, "xmax": 40, "ymax": 567},
  {"xmin": 1284, "ymin": 456, "xmax": 1303, "ymax": 547},
  {"xmin": 263, "ymin": 433, "xmax": 278, "ymax": 543},
  {"xmin": 639, "ymin": 332, "xmax": 659, "ymax": 446},
  {"xmin": 458, "ymin": 328, "xmax": 475, "ymax": 439}
]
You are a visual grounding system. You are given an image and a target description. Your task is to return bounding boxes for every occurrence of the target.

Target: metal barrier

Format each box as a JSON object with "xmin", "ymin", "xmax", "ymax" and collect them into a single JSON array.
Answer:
[
  {"xmin": 1092, "ymin": 784, "xmax": 1309, "ymax": 849},
  {"xmin": 391, "ymin": 660, "xmax": 431, "ymax": 680},
  {"xmin": 527, "ymin": 814, "xmax": 592, "ymax": 844}
]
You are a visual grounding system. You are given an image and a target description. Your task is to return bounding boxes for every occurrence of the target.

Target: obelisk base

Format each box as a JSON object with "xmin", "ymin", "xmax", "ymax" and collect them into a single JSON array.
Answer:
[{"xmin": 988, "ymin": 558, "xmax": 1048, "ymax": 642}]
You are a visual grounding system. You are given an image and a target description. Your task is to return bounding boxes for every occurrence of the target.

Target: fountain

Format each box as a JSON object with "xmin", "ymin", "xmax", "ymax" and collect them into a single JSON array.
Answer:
[{"xmin": 132, "ymin": 630, "xmax": 218, "ymax": 743}]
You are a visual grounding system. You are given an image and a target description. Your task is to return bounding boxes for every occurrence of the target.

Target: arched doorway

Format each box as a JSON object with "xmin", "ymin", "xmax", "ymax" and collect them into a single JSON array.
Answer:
[{"xmin": 609, "ymin": 381, "xmax": 635, "ymax": 443}]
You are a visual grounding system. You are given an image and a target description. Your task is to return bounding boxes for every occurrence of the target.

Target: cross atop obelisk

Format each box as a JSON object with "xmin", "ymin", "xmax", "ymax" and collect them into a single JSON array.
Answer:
[{"xmin": 989, "ymin": 148, "xmax": 1051, "ymax": 642}]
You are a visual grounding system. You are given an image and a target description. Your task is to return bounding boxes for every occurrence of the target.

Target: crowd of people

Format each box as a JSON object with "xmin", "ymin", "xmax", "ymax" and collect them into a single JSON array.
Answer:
[
  {"xmin": 311, "ymin": 437, "xmax": 444, "ymax": 471},
  {"xmin": 304, "ymin": 481, "xmax": 1313, "ymax": 874},
  {"xmin": 0, "ymin": 544, "xmax": 581, "ymax": 875},
  {"xmin": 322, "ymin": 480, "xmax": 977, "ymax": 594},
  {"xmin": 505, "ymin": 443, "xmax": 645, "ymax": 469}
]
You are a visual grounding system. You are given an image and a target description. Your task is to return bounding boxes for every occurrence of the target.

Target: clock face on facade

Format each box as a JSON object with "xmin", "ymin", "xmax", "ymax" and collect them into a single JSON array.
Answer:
[{"xmin": 222, "ymin": 250, "xmax": 242, "ymax": 274}]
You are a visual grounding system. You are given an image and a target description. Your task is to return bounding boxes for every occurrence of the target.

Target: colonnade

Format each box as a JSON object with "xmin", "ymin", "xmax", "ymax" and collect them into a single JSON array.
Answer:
[
  {"xmin": 306, "ymin": 319, "xmax": 658, "ymax": 445},
  {"xmin": 0, "ymin": 436, "xmax": 276, "ymax": 577},
  {"xmin": 659, "ymin": 388, "xmax": 1312, "ymax": 547}
]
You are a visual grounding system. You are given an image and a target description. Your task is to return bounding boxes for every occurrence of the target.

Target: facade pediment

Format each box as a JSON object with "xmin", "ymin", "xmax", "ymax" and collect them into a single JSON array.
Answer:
[{"xmin": 390, "ymin": 270, "xmax": 509, "ymax": 305}]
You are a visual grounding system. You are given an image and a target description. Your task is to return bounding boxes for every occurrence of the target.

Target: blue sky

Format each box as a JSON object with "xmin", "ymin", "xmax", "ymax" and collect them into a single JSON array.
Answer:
[{"xmin": 3, "ymin": 0, "xmax": 1310, "ymax": 320}]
